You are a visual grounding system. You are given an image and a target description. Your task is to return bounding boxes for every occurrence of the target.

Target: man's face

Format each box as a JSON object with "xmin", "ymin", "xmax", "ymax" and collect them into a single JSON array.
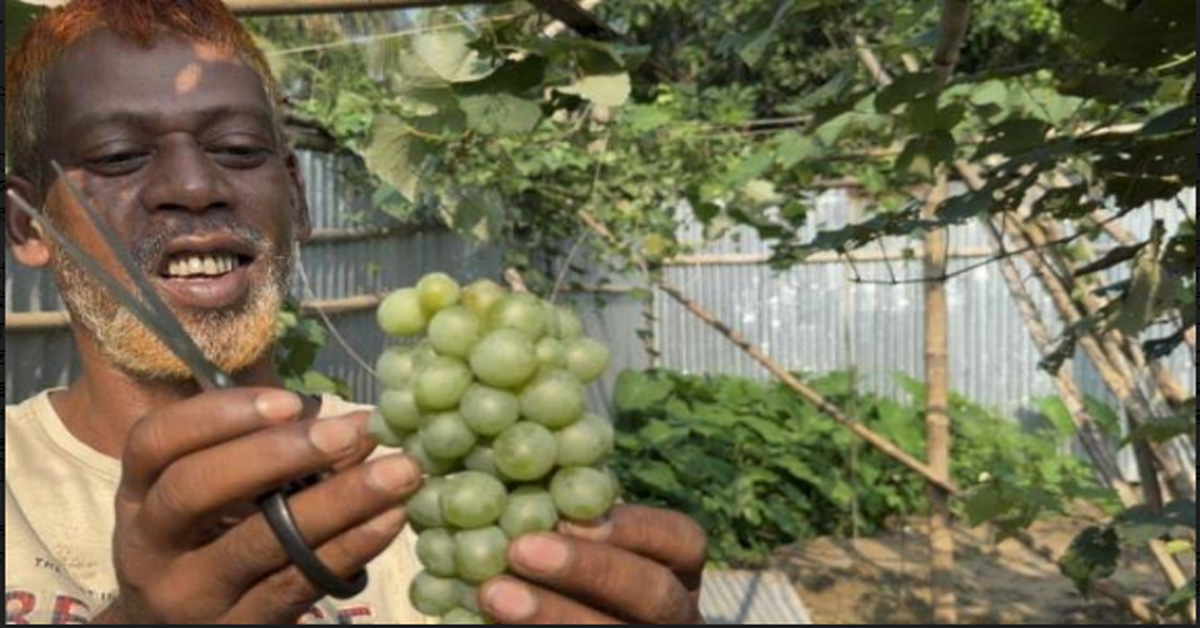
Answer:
[{"xmin": 38, "ymin": 29, "xmax": 307, "ymax": 381}]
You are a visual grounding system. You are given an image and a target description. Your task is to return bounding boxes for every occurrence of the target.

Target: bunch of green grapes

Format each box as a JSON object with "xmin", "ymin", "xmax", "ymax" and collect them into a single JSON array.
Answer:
[{"xmin": 368, "ymin": 273, "xmax": 619, "ymax": 624}]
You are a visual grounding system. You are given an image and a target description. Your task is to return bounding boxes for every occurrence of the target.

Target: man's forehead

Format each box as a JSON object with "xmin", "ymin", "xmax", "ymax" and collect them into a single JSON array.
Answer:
[{"xmin": 45, "ymin": 28, "xmax": 272, "ymax": 127}]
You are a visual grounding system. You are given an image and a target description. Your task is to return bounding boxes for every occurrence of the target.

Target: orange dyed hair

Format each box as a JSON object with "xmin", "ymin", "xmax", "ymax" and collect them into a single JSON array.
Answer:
[{"xmin": 5, "ymin": 0, "xmax": 283, "ymax": 185}]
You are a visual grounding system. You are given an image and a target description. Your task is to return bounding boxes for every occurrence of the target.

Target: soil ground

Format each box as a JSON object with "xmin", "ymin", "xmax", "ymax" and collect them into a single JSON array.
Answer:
[{"xmin": 771, "ymin": 514, "xmax": 1193, "ymax": 624}]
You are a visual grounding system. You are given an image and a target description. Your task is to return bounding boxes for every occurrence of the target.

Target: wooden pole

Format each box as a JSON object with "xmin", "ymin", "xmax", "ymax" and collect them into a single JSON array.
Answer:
[{"xmin": 923, "ymin": 174, "xmax": 957, "ymax": 624}]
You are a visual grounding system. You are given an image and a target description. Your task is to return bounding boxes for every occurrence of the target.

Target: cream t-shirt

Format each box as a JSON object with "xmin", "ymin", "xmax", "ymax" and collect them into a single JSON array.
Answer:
[{"xmin": 5, "ymin": 390, "xmax": 429, "ymax": 624}]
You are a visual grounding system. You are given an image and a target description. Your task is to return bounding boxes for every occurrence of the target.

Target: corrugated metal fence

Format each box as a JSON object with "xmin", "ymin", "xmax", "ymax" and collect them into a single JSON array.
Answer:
[{"xmin": 6, "ymin": 150, "xmax": 1195, "ymax": 464}]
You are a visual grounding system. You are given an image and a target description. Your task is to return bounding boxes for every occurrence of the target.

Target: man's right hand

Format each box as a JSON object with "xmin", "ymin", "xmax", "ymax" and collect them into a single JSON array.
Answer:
[{"xmin": 90, "ymin": 389, "xmax": 423, "ymax": 624}]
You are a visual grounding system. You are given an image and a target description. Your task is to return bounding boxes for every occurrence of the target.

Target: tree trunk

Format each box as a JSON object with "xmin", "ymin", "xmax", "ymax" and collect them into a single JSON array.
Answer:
[{"xmin": 923, "ymin": 175, "xmax": 957, "ymax": 624}]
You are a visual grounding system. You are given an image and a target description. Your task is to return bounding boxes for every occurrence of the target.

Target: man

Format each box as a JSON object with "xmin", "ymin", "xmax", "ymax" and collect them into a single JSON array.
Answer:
[{"xmin": 4, "ymin": 0, "xmax": 708, "ymax": 623}]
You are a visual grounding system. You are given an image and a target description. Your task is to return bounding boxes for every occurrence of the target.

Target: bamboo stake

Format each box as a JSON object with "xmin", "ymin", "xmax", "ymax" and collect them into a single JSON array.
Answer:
[
  {"xmin": 982, "ymin": 221, "xmax": 1130, "ymax": 492},
  {"xmin": 655, "ymin": 280, "xmax": 959, "ymax": 494},
  {"xmin": 923, "ymin": 173, "xmax": 957, "ymax": 623},
  {"xmin": 1019, "ymin": 221, "xmax": 1196, "ymax": 501}
]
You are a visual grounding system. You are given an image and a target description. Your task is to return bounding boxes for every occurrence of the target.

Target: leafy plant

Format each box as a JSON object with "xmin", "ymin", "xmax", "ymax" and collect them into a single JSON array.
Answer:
[
  {"xmin": 609, "ymin": 368, "xmax": 1106, "ymax": 566},
  {"xmin": 274, "ymin": 299, "xmax": 352, "ymax": 399}
]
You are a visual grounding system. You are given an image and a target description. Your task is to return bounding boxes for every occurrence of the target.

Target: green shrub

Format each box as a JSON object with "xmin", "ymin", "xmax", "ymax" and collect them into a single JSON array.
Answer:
[{"xmin": 610, "ymin": 368, "xmax": 1109, "ymax": 566}]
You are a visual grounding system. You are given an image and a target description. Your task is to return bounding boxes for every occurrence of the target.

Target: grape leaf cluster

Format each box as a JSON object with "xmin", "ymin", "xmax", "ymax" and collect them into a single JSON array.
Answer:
[{"xmin": 370, "ymin": 274, "xmax": 618, "ymax": 623}]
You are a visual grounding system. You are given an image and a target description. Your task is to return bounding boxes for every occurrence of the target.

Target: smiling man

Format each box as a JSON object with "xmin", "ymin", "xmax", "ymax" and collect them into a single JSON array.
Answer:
[{"xmin": 4, "ymin": 1, "xmax": 707, "ymax": 624}]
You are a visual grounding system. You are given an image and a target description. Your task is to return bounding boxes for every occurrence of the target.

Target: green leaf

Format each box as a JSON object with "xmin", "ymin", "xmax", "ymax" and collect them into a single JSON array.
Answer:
[
  {"xmin": 1036, "ymin": 397, "xmax": 1077, "ymax": 438},
  {"xmin": 875, "ymin": 72, "xmax": 939, "ymax": 113},
  {"xmin": 1163, "ymin": 578, "xmax": 1197, "ymax": 616},
  {"xmin": 5, "ymin": 0, "xmax": 45, "ymax": 52},
  {"xmin": 558, "ymin": 73, "xmax": 632, "ymax": 107},
  {"xmin": 632, "ymin": 461, "xmax": 685, "ymax": 494},
  {"xmin": 363, "ymin": 115, "xmax": 432, "ymax": 202},
  {"xmin": 457, "ymin": 93, "xmax": 542, "ymax": 135},
  {"xmin": 1165, "ymin": 539, "xmax": 1194, "ymax": 556},
  {"xmin": 775, "ymin": 132, "xmax": 819, "ymax": 168},
  {"xmin": 976, "ymin": 118, "xmax": 1050, "ymax": 159},
  {"xmin": 896, "ymin": 131, "xmax": 955, "ymax": 179},
  {"xmin": 614, "ymin": 370, "xmax": 675, "ymax": 413},
  {"xmin": 1104, "ymin": 222, "xmax": 1165, "ymax": 336},
  {"xmin": 1081, "ymin": 396, "xmax": 1121, "ymax": 440},
  {"xmin": 1115, "ymin": 501, "xmax": 1196, "ymax": 545},
  {"xmin": 964, "ymin": 484, "xmax": 1015, "ymax": 527},
  {"xmin": 411, "ymin": 30, "xmax": 493, "ymax": 84},
  {"xmin": 1123, "ymin": 414, "xmax": 1194, "ymax": 445},
  {"xmin": 1058, "ymin": 526, "xmax": 1120, "ymax": 596},
  {"xmin": 727, "ymin": 0, "xmax": 799, "ymax": 67},
  {"xmin": 1141, "ymin": 105, "xmax": 1194, "ymax": 137}
]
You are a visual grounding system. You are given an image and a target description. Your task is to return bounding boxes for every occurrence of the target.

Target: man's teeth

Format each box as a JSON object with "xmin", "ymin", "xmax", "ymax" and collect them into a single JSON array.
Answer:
[{"xmin": 166, "ymin": 254, "xmax": 240, "ymax": 278}]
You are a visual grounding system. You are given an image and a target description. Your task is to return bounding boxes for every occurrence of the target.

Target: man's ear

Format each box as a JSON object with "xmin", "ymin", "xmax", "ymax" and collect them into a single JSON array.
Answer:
[
  {"xmin": 285, "ymin": 151, "xmax": 312, "ymax": 243},
  {"xmin": 6, "ymin": 174, "xmax": 53, "ymax": 268}
]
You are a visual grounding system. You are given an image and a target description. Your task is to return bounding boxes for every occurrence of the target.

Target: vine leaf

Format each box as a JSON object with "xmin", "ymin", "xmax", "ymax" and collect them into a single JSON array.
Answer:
[{"xmin": 558, "ymin": 73, "xmax": 632, "ymax": 107}]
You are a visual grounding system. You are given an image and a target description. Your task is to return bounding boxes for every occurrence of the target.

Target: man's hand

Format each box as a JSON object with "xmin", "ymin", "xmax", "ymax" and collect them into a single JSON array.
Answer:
[
  {"xmin": 478, "ymin": 505, "xmax": 708, "ymax": 624},
  {"xmin": 91, "ymin": 389, "xmax": 423, "ymax": 624}
]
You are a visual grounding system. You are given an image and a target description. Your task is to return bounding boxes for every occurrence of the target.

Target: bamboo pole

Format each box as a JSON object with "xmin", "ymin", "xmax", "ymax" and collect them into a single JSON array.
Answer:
[
  {"xmin": 1018, "ymin": 221, "xmax": 1196, "ymax": 501},
  {"xmin": 655, "ymin": 280, "xmax": 958, "ymax": 494},
  {"xmin": 923, "ymin": 174, "xmax": 957, "ymax": 624}
]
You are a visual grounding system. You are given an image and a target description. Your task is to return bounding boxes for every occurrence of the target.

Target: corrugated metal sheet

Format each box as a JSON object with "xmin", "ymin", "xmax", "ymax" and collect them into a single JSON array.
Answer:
[
  {"xmin": 699, "ymin": 569, "xmax": 813, "ymax": 624},
  {"xmin": 656, "ymin": 190, "xmax": 1197, "ymax": 423}
]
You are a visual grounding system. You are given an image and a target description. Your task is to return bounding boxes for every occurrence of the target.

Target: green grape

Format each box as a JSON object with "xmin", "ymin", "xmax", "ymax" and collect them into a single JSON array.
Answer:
[
  {"xmin": 463, "ymin": 445, "xmax": 501, "ymax": 477},
  {"xmin": 412, "ymin": 340, "xmax": 439, "ymax": 367},
  {"xmin": 441, "ymin": 609, "xmax": 486, "ymax": 624},
  {"xmin": 499, "ymin": 486, "xmax": 559, "ymax": 538},
  {"xmin": 604, "ymin": 466, "xmax": 623, "ymax": 502},
  {"xmin": 441, "ymin": 472, "xmax": 507, "ymax": 529},
  {"xmin": 417, "ymin": 528, "xmax": 458, "ymax": 578},
  {"xmin": 404, "ymin": 434, "xmax": 458, "ymax": 477},
  {"xmin": 418, "ymin": 273, "xmax": 461, "ymax": 314},
  {"xmin": 459, "ymin": 584, "xmax": 483, "ymax": 614},
  {"xmin": 415, "ymin": 357, "xmax": 474, "ymax": 411},
  {"xmin": 493, "ymin": 422, "xmax": 557, "ymax": 482},
  {"xmin": 469, "ymin": 329, "xmax": 538, "ymax": 389},
  {"xmin": 367, "ymin": 410, "xmax": 406, "ymax": 447},
  {"xmin": 563, "ymin": 338, "xmax": 610, "ymax": 383},
  {"xmin": 378, "ymin": 288, "xmax": 427, "ymax": 337},
  {"xmin": 554, "ymin": 306, "xmax": 584, "ymax": 339},
  {"xmin": 454, "ymin": 526, "xmax": 509, "ymax": 583},
  {"xmin": 410, "ymin": 572, "xmax": 464, "ymax": 616},
  {"xmin": 380, "ymin": 388, "xmax": 421, "ymax": 434},
  {"xmin": 554, "ymin": 413, "xmax": 614, "ymax": 468},
  {"xmin": 421, "ymin": 412, "xmax": 478, "ymax": 460},
  {"xmin": 460, "ymin": 385, "xmax": 520, "ymax": 436},
  {"xmin": 406, "ymin": 477, "xmax": 448, "ymax": 531},
  {"xmin": 377, "ymin": 346, "xmax": 417, "ymax": 388},
  {"xmin": 487, "ymin": 293, "xmax": 547, "ymax": 339},
  {"xmin": 550, "ymin": 467, "xmax": 614, "ymax": 521},
  {"xmin": 535, "ymin": 337, "xmax": 567, "ymax": 367},
  {"xmin": 462, "ymin": 279, "xmax": 507, "ymax": 319},
  {"xmin": 429, "ymin": 306, "xmax": 483, "ymax": 359},
  {"xmin": 518, "ymin": 369, "xmax": 584, "ymax": 429}
]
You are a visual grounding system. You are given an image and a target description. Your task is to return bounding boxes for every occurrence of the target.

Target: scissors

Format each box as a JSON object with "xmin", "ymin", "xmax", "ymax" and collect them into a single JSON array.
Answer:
[{"xmin": 6, "ymin": 162, "xmax": 369, "ymax": 600}]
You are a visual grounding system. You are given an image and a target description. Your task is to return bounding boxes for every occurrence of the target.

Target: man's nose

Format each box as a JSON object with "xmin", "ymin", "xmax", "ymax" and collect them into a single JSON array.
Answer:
[{"xmin": 140, "ymin": 139, "xmax": 233, "ymax": 213}]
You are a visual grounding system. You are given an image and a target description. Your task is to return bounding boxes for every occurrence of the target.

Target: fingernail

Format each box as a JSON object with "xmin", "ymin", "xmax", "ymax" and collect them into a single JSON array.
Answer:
[
  {"xmin": 513, "ymin": 534, "xmax": 570, "ymax": 576},
  {"xmin": 559, "ymin": 517, "xmax": 613, "ymax": 542},
  {"xmin": 367, "ymin": 455, "xmax": 421, "ymax": 495},
  {"xmin": 256, "ymin": 390, "xmax": 302, "ymax": 422},
  {"xmin": 309, "ymin": 417, "xmax": 358, "ymax": 454},
  {"xmin": 484, "ymin": 579, "xmax": 537, "ymax": 621},
  {"xmin": 367, "ymin": 507, "xmax": 406, "ymax": 534}
]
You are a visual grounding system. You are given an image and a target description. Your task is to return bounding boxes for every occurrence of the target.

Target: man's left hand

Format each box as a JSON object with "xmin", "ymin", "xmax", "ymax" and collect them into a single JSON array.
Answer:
[{"xmin": 478, "ymin": 505, "xmax": 708, "ymax": 624}]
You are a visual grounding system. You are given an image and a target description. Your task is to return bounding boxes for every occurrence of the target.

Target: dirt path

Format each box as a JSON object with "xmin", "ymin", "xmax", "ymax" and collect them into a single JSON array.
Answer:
[{"xmin": 771, "ymin": 516, "xmax": 1184, "ymax": 624}]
